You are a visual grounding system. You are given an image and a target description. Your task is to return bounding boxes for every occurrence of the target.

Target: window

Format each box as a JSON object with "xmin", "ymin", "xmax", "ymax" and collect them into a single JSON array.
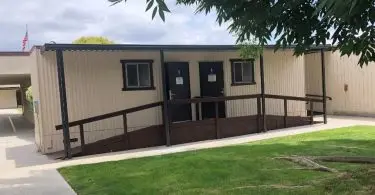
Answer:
[
  {"xmin": 230, "ymin": 59, "xmax": 256, "ymax": 85},
  {"xmin": 121, "ymin": 60, "xmax": 155, "ymax": 91}
]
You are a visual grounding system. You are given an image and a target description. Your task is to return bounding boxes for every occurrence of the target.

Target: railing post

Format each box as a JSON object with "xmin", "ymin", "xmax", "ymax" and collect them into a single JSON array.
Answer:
[
  {"xmin": 284, "ymin": 99, "xmax": 288, "ymax": 128},
  {"xmin": 123, "ymin": 113, "xmax": 129, "ymax": 148},
  {"xmin": 215, "ymin": 101, "xmax": 220, "ymax": 139},
  {"xmin": 257, "ymin": 97, "xmax": 261, "ymax": 132},
  {"xmin": 79, "ymin": 124, "xmax": 85, "ymax": 155},
  {"xmin": 310, "ymin": 101, "xmax": 314, "ymax": 124}
]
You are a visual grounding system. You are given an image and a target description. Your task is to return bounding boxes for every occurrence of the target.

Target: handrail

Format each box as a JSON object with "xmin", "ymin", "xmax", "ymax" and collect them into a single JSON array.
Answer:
[
  {"xmin": 265, "ymin": 94, "xmax": 324, "ymax": 103},
  {"xmin": 56, "ymin": 93, "xmax": 324, "ymax": 156},
  {"xmin": 169, "ymin": 94, "xmax": 261, "ymax": 104},
  {"xmin": 169, "ymin": 94, "xmax": 323, "ymax": 105},
  {"xmin": 56, "ymin": 101, "xmax": 163, "ymax": 130},
  {"xmin": 306, "ymin": 94, "xmax": 332, "ymax": 100}
]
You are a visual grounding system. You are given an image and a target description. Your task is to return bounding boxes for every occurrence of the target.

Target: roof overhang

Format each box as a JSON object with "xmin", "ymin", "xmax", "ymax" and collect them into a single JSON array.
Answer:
[{"xmin": 42, "ymin": 44, "xmax": 333, "ymax": 52}]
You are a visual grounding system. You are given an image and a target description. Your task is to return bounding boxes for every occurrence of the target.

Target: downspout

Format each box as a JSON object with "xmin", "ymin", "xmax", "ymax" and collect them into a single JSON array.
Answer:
[
  {"xmin": 56, "ymin": 49, "xmax": 72, "ymax": 159},
  {"xmin": 260, "ymin": 54, "xmax": 267, "ymax": 131},
  {"xmin": 160, "ymin": 49, "xmax": 171, "ymax": 146},
  {"xmin": 320, "ymin": 49, "xmax": 327, "ymax": 124}
]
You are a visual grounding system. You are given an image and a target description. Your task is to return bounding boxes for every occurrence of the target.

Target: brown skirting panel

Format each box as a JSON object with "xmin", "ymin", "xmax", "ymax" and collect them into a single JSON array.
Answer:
[
  {"xmin": 74, "ymin": 115, "xmax": 313, "ymax": 157},
  {"xmin": 170, "ymin": 120, "xmax": 216, "ymax": 145},
  {"xmin": 219, "ymin": 116, "xmax": 259, "ymax": 138},
  {"xmin": 81, "ymin": 125, "xmax": 165, "ymax": 156}
]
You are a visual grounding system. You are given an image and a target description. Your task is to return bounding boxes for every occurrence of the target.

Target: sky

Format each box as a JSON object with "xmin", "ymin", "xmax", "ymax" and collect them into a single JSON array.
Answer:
[{"xmin": 0, "ymin": 0, "xmax": 237, "ymax": 51}]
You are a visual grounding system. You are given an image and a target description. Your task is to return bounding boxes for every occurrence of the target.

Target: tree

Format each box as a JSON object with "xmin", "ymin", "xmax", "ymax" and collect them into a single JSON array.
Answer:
[
  {"xmin": 108, "ymin": 0, "xmax": 375, "ymax": 66},
  {"xmin": 73, "ymin": 36, "xmax": 114, "ymax": 44},
  {"xmin": 26, "ymin": 86, "xmax": 32, "ymax": 103}
]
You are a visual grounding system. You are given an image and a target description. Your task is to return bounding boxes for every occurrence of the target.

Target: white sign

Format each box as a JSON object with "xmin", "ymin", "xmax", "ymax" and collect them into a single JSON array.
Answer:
[
  {"xmin": 176, "ymin": 77, "xmax": 184, "ymax": 85},
  {"xmin": 208, "ymin": 74, "xmax": 217, "ymax": 83}
]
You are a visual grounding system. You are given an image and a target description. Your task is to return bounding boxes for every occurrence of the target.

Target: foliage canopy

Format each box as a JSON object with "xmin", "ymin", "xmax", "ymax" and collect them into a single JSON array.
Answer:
[
  {"xmin": 109, "ymin": 0, "xmax": 375, "ymax": 66},
  {"xmin": 73, "ymin": 36, "xmax": 115, "ymax": 44}
]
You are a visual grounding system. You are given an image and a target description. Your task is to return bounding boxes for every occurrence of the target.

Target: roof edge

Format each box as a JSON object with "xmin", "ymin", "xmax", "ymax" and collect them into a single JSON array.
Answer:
[
  {"xmin": 42, "ymin": 43, "xmax": 333, "ymax": 52},
  {"xmin": 0, "ymin": 45, "xmax": 42, "ymax": 56}
]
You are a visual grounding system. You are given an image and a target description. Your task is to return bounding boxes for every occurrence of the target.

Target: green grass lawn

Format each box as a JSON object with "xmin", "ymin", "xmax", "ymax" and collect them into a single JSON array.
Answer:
[{"xmin": 59, "ymin": 126, "xmax": 375, "ymax": 195}]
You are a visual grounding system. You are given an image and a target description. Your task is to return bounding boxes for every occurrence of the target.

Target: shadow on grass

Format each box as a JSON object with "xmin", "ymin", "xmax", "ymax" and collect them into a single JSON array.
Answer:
[{"xmin": 59, "ymin": 135, "xmax": 375, "ymax": 195}]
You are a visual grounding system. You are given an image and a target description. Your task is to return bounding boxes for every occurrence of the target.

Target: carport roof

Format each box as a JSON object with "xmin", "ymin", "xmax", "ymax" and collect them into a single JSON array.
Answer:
[{"xmin": 42, "ymin": 44, "xmax": 332, "ymax": 52}]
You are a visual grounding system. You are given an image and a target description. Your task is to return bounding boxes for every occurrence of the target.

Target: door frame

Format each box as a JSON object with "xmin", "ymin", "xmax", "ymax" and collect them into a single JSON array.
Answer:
[
  {"xmin": 198, "ymin": 61, "xmax": 226, "ymax": 119},
  {"xmin": 165, "ymin": 61, "xmax": 192, "ymax": 122}
]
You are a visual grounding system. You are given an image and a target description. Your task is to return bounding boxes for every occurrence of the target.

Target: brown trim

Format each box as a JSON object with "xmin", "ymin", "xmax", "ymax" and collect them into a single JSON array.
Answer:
[
  {"xmin": 121, "ymin": 59, "xmax": 155, "ymax": 91},
  {"xmin": 265, "ymin": 94, "xmax": 323, "ymax": 103},
  {"xmin": 169, "ymin": 94, "xmax": 261, "ymax": 104},
  {"xmin": 231, "ymin": 82, "xmax": 256, "ymax": 86},
  {"xmin": 0, "ymin": 87, "xmax": 20, "ymax": 90},
  {"xmin": 230, "ymin": 59, "xmax": 256, "ymax": 85},
  {"xmin": 306, "ymin": 94, "xmax": 332, "ymax": 100},
  {"xmin": 320, "ymin": 49, "xmax": 327, "ymax": 124},
  {"xmin": 72, "ymin": 115, "xmax": 315, "ymax": 156},
  {"xmin": 0, "ymin": 46, "xmax": 42, "ymax": 56},
  {"xmin": 160, "ymin": 50, "xmax": 171, "ymax": 146},
  {"xmin": 56, "ymin": 101, "xmax": 162, "ymax": 130},
  {"xmin": 122, "ymin": 87, "xmax": 156, "ymax": 91},
  {"xmin": 0, "ymin": 52, "xmax": 30, "ymax": 56},
  {"xmin": 56, "ymin": 49, "xmax": 72, "ymax": 159},
  {"xmin": 260, "ymin": 54, "xmax": 267, "ymax": 131}
]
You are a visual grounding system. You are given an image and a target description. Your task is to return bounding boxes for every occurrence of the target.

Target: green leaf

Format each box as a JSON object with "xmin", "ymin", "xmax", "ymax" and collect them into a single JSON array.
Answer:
[
  {"xmin": 159, "ymin": 7, "xmax": 165, "ymax": 21},
  {"xmin": 146, "ymin": 0, "xmax": 154, "ymax": 11},
  {"xmin": 152, "ymin": 7, "xmax": 158, "ymax": 20},
  {"xmin": 156, "ymin": 0, "xmax": 170, "ymax": 12}
]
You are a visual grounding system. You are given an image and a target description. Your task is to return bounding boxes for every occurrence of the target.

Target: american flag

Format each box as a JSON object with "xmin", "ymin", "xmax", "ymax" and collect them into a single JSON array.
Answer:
[{"xmin": 22, "ymin": 29, "xmax": 28, "ymax": 51}]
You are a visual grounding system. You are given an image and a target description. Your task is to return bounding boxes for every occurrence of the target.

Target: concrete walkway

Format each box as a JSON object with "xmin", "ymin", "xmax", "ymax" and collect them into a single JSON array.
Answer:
[
  {"xmin": 8, "ymin": 115, "xmax": 375, "ymax": 172},
  {"xmin": 0, "ymin": 113, "xmax": 374, "ymax": 195},
  {"xmin": 0, "ymin": 109, "xmax": 76, "ymax": 195}
]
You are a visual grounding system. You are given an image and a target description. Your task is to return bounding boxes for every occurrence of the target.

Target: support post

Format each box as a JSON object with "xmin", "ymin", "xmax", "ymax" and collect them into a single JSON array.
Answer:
[
  {"xmin": 160, "ymin": 50, "xmax": 171, "ymax": 146},
  {"xmin": 123, "ymin": 113, "xmax": 129, "ymax": 148},
  {"xmin": 215, "ymin": 102, "xmax": 220, "ymax": 139},
  {"xmin": 260, "ymin": 54, "xmax": 267, "ymax": 131},
  {"xmin": 321, "ymin": 49, "xmax": 327, "ymax": 124},
  {"xmin": 310, "ymin": 101, "xmax": 314, "ymax": 124},
  {"xmin": 283, "ymin": 99, "xmax": 288, "ymax": 128},
  {"xmin": 256, "ymin": 97, "xmax": 261, "ymax": 132},
  {"xmin": 56, "ymin": 49, "xmax": 72, "ymax": 159},
  {"xmin": 79, "ymin": 124, "xmax": 85, "ymax": 154}
]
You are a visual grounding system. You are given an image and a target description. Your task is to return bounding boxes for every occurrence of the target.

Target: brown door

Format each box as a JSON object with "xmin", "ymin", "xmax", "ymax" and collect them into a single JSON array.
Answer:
[
  {"xmin": 166, "ymin": 62, "xmax": 192, "ymax": 122},
  {"xmin": 199, "ymin": 62, "xmax": 226, "ymax": 119}
]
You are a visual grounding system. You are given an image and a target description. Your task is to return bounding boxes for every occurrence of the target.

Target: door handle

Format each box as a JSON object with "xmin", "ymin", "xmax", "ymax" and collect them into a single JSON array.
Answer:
[
  {"xmin": 169, "ymin": 90, "xmax": 176, "ymax": 100},
  {"xmin": 220, "ymin": 89, "xmax": 224, "ymax": 95}
]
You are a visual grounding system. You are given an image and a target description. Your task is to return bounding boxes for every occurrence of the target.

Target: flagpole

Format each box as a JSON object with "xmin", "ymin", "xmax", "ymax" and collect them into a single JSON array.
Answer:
[{"xmin": 26, "ymin": 24, "xmax": 30, "ymax": 50}]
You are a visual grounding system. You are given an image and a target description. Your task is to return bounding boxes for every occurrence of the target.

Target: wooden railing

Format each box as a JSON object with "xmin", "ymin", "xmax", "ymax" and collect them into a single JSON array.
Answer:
[
  {"xmin": 56, "ymin": 101, "xmax": 163, "ymax": 154},
  {"xmin": 264, "ymin": 94, "xmax": 324, "ymax": 127},
  {"xmin": 56, "ymin": 94, "xmax": 325, "ymax": 155},
  {"xmin": 169, "ymin": 94, "xmax": 324, "ymax": 136},
  {"xmin": 306, "ymin": 94, "xmax": 332, "ymax": 100}
]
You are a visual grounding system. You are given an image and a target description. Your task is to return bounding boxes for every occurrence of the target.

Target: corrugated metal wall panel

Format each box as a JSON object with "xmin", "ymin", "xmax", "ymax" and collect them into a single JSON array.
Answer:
[
  {"xmin": 38, "ymin": 49, "xmax": 307, "ymax": 153},
  {"xmin": 304, "ymin": 53, "xmax": 323, "ymax": 112},
  {"xmin": 38, "ymin": 51, "xmax": 162, "ymax": 153},
  {"xmin": 326, "ymin": 52, "xmax": 375, "ymax": 116}
]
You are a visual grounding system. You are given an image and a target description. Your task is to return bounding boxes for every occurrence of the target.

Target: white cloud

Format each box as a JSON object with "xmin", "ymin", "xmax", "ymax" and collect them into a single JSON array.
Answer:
[{"xmin": 0, "ymin": 0, "xmax": 235, "ymax": 51}]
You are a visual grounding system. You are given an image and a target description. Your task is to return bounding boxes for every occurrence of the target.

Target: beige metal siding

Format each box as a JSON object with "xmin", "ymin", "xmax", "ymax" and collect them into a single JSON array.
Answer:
[
  {"xmin": 37, "ymin": 51, "xmax": 163, "ymax": 153},
  {"xmin": 165, "ymin": 50, "xmax": 306, "ymax": 118},
  {"xmin": 30, "ymin": 49, "xmax": 43, "ymax": 151},
  {"xmin": 326, "ymin": 52, "xmax": 375, "ymax": 116},
  {"xmin": 0, "ymin": 90, "xmax": 17, "ymax": 109},
  {"xmin": 36, "ymin": 49, "xmax": 307, "ymax": 153},
  {"xmin": 0, "ymin": 55, "xmax": 31, "ymax": 75},
  {"xmin": 304, "ymin": 52, "xmax": 325, "ymax": 112}
]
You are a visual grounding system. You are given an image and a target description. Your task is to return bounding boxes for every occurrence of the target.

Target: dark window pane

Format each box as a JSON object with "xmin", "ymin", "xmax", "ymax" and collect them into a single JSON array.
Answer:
[
  {"xmin": 126, "ymin": 64, "xmax": 138, "ymax": 87},
  {"xmin": 234, "ymin": 62, "xmax": 243, "ymax": 82},
  {"xmin": 138, "ymin": 63, "xmax": 151, "ymax": 87},
  {"xmin": 243, "ymin": 62, "xmax": 253, "ymax": 82}
]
